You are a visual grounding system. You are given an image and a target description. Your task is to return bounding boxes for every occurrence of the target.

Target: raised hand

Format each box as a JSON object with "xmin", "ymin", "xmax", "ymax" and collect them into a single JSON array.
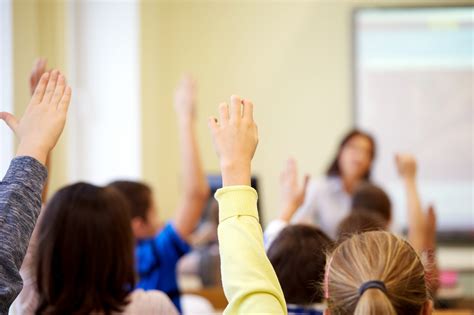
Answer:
[
  {"xmin": 395, "ymin": 153, "xmax": 417, "ymax": 180},
  {"xmin": 0, "ymin": 70, "xmax": 72, "ymax": 165},
  {"xmin": 279, "ymin": 158, "xmax": 310, "ymax": 222},
  {"xmin": 174, "ymin": 75, "xmax": 197, "ymax": 123},
  {"xmin": 29, "ymin": 58, "xmax": 48, "ymax": 96},
  {"xmin": 208, "ymin": 95, "xmax": 258, "ymax": 186}
]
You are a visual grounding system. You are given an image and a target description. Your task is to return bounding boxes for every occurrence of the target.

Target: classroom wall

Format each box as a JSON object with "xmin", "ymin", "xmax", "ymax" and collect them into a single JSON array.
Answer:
[
  {"xmin": 11, "ymin": 0, "xmax": 469, "ymax": 224},
  {"xmin": 13, "ymin": 0, "xmax": 68, "ymax": 197},
  {"xmin": 140, "ymin": 0, "xmax": 467, "ymax": 224}
]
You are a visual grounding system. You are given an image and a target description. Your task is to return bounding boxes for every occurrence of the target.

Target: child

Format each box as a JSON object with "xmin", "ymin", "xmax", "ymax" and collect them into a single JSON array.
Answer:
[
  {"xmin": 351, "ymin": 181, "xmax": 392, "ymax": 225},
  {"xmin": 324, "ymin": 231, "xmax": 433, "ymax": 315},
  {"xmin": 336, "ymin": 211, "xmax": 386, "ymax": 241},
  {"xmin": 265, "ymin": 159, "xmax": 332, "ymax": 314},
  {"xmin": 267, "ymin": 225, "xmax": 332, "ymax": 315},
  {"xmin": 208, "ymin": 95, "xmax": 287, "ymax": 314},
  {"xmin": 15, "ymin": 183, "xmax": 178, "ymax": 314},
  {"xmin": 0, "ymin": 70, "xmax": 71, "ymax": 312},
  {"xmin": 109, "ymin": 76, "xmax": 210, "ymax": 312}
]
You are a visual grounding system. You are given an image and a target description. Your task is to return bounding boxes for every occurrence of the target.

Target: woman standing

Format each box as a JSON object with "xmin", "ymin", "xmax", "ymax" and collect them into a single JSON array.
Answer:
[{"xmin": 293, "ymin": 129, "xmax": 376, "ymax": 239}]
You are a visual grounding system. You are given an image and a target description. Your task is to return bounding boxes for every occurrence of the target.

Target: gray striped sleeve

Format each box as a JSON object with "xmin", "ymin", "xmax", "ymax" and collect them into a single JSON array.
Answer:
[{"xmin": 0, "ymin": 156, "xmax": 47, "ymax": 314}]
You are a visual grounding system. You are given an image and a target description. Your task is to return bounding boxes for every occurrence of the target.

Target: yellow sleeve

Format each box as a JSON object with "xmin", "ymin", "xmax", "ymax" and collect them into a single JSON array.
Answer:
[{"xmin": 215, "ymin": 186, "xmax": 287, "ymax": 315}]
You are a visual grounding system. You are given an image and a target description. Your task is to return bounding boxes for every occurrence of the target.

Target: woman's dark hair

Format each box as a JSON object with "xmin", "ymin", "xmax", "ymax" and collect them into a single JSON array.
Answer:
[
  {"xmin": 326, "ymin": 129, "xmax": 376, "ymax": 180},
  {"xmin": 108, "ymin": 180, "xmax": 152, "ymax": 221},
  {"xmin": 267, "ymin": 225, "xmax": 333, "ymax": 305},
  {"xmin": 352, "ymin": 182, "xmax": 392, "ymax": 222},
  {"xmin": 35, "ymin": 183, "xmax": 136, "ymax": 315}
]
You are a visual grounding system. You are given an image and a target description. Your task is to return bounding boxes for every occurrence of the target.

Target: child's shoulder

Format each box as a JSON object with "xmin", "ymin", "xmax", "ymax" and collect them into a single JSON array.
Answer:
[{"xmin": 124, "ymin": 289, "xmax": 178, "ymax": 314}]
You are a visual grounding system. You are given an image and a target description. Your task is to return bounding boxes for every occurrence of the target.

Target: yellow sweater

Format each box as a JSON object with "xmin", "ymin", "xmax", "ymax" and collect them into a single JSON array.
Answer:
[{"xmin": 215, "ymin": 185, "xmax": 287, "ymax": 315}]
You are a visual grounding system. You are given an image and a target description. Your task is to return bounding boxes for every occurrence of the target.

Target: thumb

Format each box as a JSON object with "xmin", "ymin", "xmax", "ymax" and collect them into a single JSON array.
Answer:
[
  {"xmin": 301, "ymin": 174, "xmax": 310, "ymax": 192},
  {"xmin": 0, "ymin": 112, "xmax": 19, "ymax": 134}
]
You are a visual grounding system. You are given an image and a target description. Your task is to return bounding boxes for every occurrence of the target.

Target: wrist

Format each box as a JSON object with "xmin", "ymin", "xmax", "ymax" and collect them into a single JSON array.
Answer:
[
  {"xmin": 220, "ymin": 160, "xmax": 251, "ymax": 186},
  {"xmin": 16, "ymin": 141, "xmax": 48, "ymax": 166},
  {"xmin": 279, "ymin": 202, "xmax": 299, "ymax": 222},
  {"xmin": 176, "ymin": 113, "xmax": 195, "ymax": 125}
]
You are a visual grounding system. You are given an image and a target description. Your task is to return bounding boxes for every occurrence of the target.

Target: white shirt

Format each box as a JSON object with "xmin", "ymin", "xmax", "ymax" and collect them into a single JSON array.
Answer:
[{"xmin": 292, "ymin": 176, "xmax": 351, "ymax": 239}]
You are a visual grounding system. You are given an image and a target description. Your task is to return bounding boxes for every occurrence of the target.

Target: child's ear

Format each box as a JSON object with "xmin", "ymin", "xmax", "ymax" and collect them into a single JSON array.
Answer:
[
  {"xmin": 422, "ymin": 299, "xmax": 433, "ymax": 315},
  {"xmin": 131, "ymin": 217, "xmax": 145, "ymax": 237}
]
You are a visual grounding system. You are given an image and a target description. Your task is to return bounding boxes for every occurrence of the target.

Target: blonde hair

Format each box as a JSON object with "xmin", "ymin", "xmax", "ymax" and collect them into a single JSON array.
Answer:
[{"xmin": 325, "ymin": 231, "xmax": 428, "ymax": 315}]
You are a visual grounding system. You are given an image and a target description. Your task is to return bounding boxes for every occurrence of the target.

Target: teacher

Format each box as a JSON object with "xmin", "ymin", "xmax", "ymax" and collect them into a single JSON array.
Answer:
[{"xmin": 293, "ymin": 129, "xmax": 376, "ymax": 239}]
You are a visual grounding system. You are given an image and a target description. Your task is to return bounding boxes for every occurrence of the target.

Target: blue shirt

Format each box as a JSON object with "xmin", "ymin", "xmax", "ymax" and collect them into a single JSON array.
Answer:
[{"xmin": 136, "ymin": 222, "xmax": 191, "ymax": 312}]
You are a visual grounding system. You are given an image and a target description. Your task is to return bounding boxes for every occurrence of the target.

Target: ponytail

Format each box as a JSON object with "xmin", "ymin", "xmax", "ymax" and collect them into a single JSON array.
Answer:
[
  {"xmin": 354, "ymin": 288, "xmax": 396, "ymax": 315},
  {"xmin": 325, "ymin": 231, "xmax": 428, "ymax": 315}
]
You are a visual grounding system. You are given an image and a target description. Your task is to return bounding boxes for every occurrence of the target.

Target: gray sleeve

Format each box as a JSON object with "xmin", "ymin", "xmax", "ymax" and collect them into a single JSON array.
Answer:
[{"xmin": 0, "ymin": 156, "xmax": 47, "ymax": 313}]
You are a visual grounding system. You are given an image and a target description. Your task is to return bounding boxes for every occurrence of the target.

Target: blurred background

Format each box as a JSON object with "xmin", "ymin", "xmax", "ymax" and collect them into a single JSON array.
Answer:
[{"xmin": 0, "ymin": 0, "xmax": 472, "ymax": 312}]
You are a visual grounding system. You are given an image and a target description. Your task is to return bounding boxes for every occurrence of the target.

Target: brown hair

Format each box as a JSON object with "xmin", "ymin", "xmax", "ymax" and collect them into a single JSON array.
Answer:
[
  {"xmin": 108, "ymin": 180, "xmax": 152, "ymax": 220},
  {"xmin": 352, "ymin": 182, "xmax": 392, "ymax": 222},
  {"xmin": 35, "ymin": 183, "xmax": 136, "ymax": 315},
  {"xmin": 326, "ymin": 129, "xmax": 376, "ymax": 180},
  {"xmin": 267, "ymin": 225, "xmax": 333, "ymax": 304},
  {"xmin": 336, "ymin": 211, "xmax": 386, "ymax": 241},
  {"xmin": 325, "ymin": 231, "xmax": 428, "ymax": 315}
]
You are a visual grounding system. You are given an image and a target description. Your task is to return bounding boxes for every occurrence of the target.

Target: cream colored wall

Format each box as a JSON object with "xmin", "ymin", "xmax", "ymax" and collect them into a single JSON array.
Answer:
[
  {"xmin": 141, "ymin": 0, "xmax": 468, "ymax": 224},
  {"xmin": 11, "ymin": 0, "xmax": 468, "ymax": 222},
  {"xmin": 13, "ymin": 0, "xmax": 68, "ymax": 198}
]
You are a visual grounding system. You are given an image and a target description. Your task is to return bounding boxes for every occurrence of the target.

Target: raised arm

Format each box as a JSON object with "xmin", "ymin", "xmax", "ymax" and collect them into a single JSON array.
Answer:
[
  {"xmin": 0, "ymin": 70, "xmax": 71, "ymax": 311},
  {"xmin": 395, "ymin": 154, "xmax": 425, "ymax": 252},
  {"xmin": 172, "ymin": 75, "xmax": 210, "ymax": 239},
  {"xmin": 208, "ymin": 95, "xmax": 287, "ymax": 314},
  {"xmin": 264, "ymin": 158, "xmax": 309, "ymax": 249},
  {"xmin": 29, "ymin": 58, "xmax": 51, "ymax": 203}
]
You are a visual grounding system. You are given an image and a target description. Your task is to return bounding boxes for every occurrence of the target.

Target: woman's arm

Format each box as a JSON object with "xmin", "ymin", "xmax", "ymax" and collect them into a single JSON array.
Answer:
[{"xmin": 209, "ymin": 95, "xmax": 287, "ymax": 314}]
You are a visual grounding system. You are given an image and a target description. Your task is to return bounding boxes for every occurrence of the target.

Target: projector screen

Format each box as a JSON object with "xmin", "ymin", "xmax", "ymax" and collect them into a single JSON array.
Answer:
[{"xmin": 353, "ymin": 7, "xmax": 473, "ymax": 233}]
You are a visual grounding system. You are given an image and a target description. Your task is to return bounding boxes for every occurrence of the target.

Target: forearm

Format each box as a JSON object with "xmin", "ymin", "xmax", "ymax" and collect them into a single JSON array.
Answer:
[
  {"xmin": 404, "ymin": 178, "xmax": 425, "ymax": 252},
  {"xmin": 174, "ymin": 119, "xmax": 210, "ymax": 237},
  {"xmin": 216, "ymin": 186, "xmax": 287, "ymax": 315},
  {"xmin": 0, "ymin": 157, "xmax": 47, "ymax": 312}
]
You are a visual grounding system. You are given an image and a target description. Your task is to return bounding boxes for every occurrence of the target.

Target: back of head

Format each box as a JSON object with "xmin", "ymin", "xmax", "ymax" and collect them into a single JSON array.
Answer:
[
  {"xmin": 336, "ymin": 211, "xmax": 386, "ymax": 241},
  {"xmin": 108, "ymin": 180, "xmax": 152, "ymax": 220},
  {"xmin": 267, "ymin": 224, "xmax": 333, "ymax": 305},
  {"xmin": 352, "ymin": 182, "xmax": 392, "ymax": 223},
  {"xmin": 326, "ymin": 231, "xmax": 428, "ymax": 315},
  {"xmin": 35, "ymin": 183, "xmax": 135, "ymax": 315}
]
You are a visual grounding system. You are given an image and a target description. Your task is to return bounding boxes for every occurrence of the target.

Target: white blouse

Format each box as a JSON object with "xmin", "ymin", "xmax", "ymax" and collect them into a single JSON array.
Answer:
[{"xmin": 292, "ymin": 176, "xmax": 351, "ymax": 239}]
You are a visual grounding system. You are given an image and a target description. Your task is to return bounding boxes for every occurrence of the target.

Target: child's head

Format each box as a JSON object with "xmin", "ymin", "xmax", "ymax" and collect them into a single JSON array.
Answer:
[
  {"xmin": 267, "ymin": 224, "xmax": 333, "ymax": 305},
  {"xmin": 35, "ymin": 183, "xmax": 136, "ymax": 314},
  {"xmin": 325, "ymin": 231, "xmax": 431, "ymax": 315},
  {"xmin": 108, "ymin": 180, "xmax": 160, "ymax": 239},
  {"xmin": 352, "ymin": 181, "xmax": 392, "ymax": 225},
  {"xmin": 336, "ymin": 211, "xmax": 386, "ymax": 241}
]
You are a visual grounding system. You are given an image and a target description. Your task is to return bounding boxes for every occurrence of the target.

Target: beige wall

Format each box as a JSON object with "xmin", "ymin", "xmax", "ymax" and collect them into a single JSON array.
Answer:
[
  {"xmin": 12, "ymin": 0, "xmax": 468, "ymax": 223},
  {"xmin": 13, "ymin": 0, "xmax": 68, "ymax": 197},
  {"xmin": 141, "ymin": 0, "xmax": 468, "ymax": 224}
]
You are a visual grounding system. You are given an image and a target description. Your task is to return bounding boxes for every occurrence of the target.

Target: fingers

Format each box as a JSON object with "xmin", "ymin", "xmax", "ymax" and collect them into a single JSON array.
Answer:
[
  {"xmin": 0, "ymin": 112, "xmax": 19, "ymax": 134},
  {"xmin": 50, "ymin": 74, "xmax": 66, "ymax": 107},
  {"xmin": 58, "ymin": 86, "xmax": 72, "ymax": 113},
  {"xmin": 42, "ymin": 70, "xmax": 60, "ymax": 104},
  {"xmin": 242, "ymin": 99, "xmax": 254, "ymax": 121},
  {"xmin": 218, "ymin": 102, "xmax": 229, "ymax": 124},
  {"xmin": 302, "ymin": 173, "xmax": 310, "ymax": 187},
  {"xmin": 31, "ymin": 72, "xmax": 50, "ymax": 104},
  {"xmin": 208, "ymin": 116, "xmax": 219, "ymax": 133},
  {"xmin": 230, "ymin": 95, "xmax": 242, "ymax": 120}
]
